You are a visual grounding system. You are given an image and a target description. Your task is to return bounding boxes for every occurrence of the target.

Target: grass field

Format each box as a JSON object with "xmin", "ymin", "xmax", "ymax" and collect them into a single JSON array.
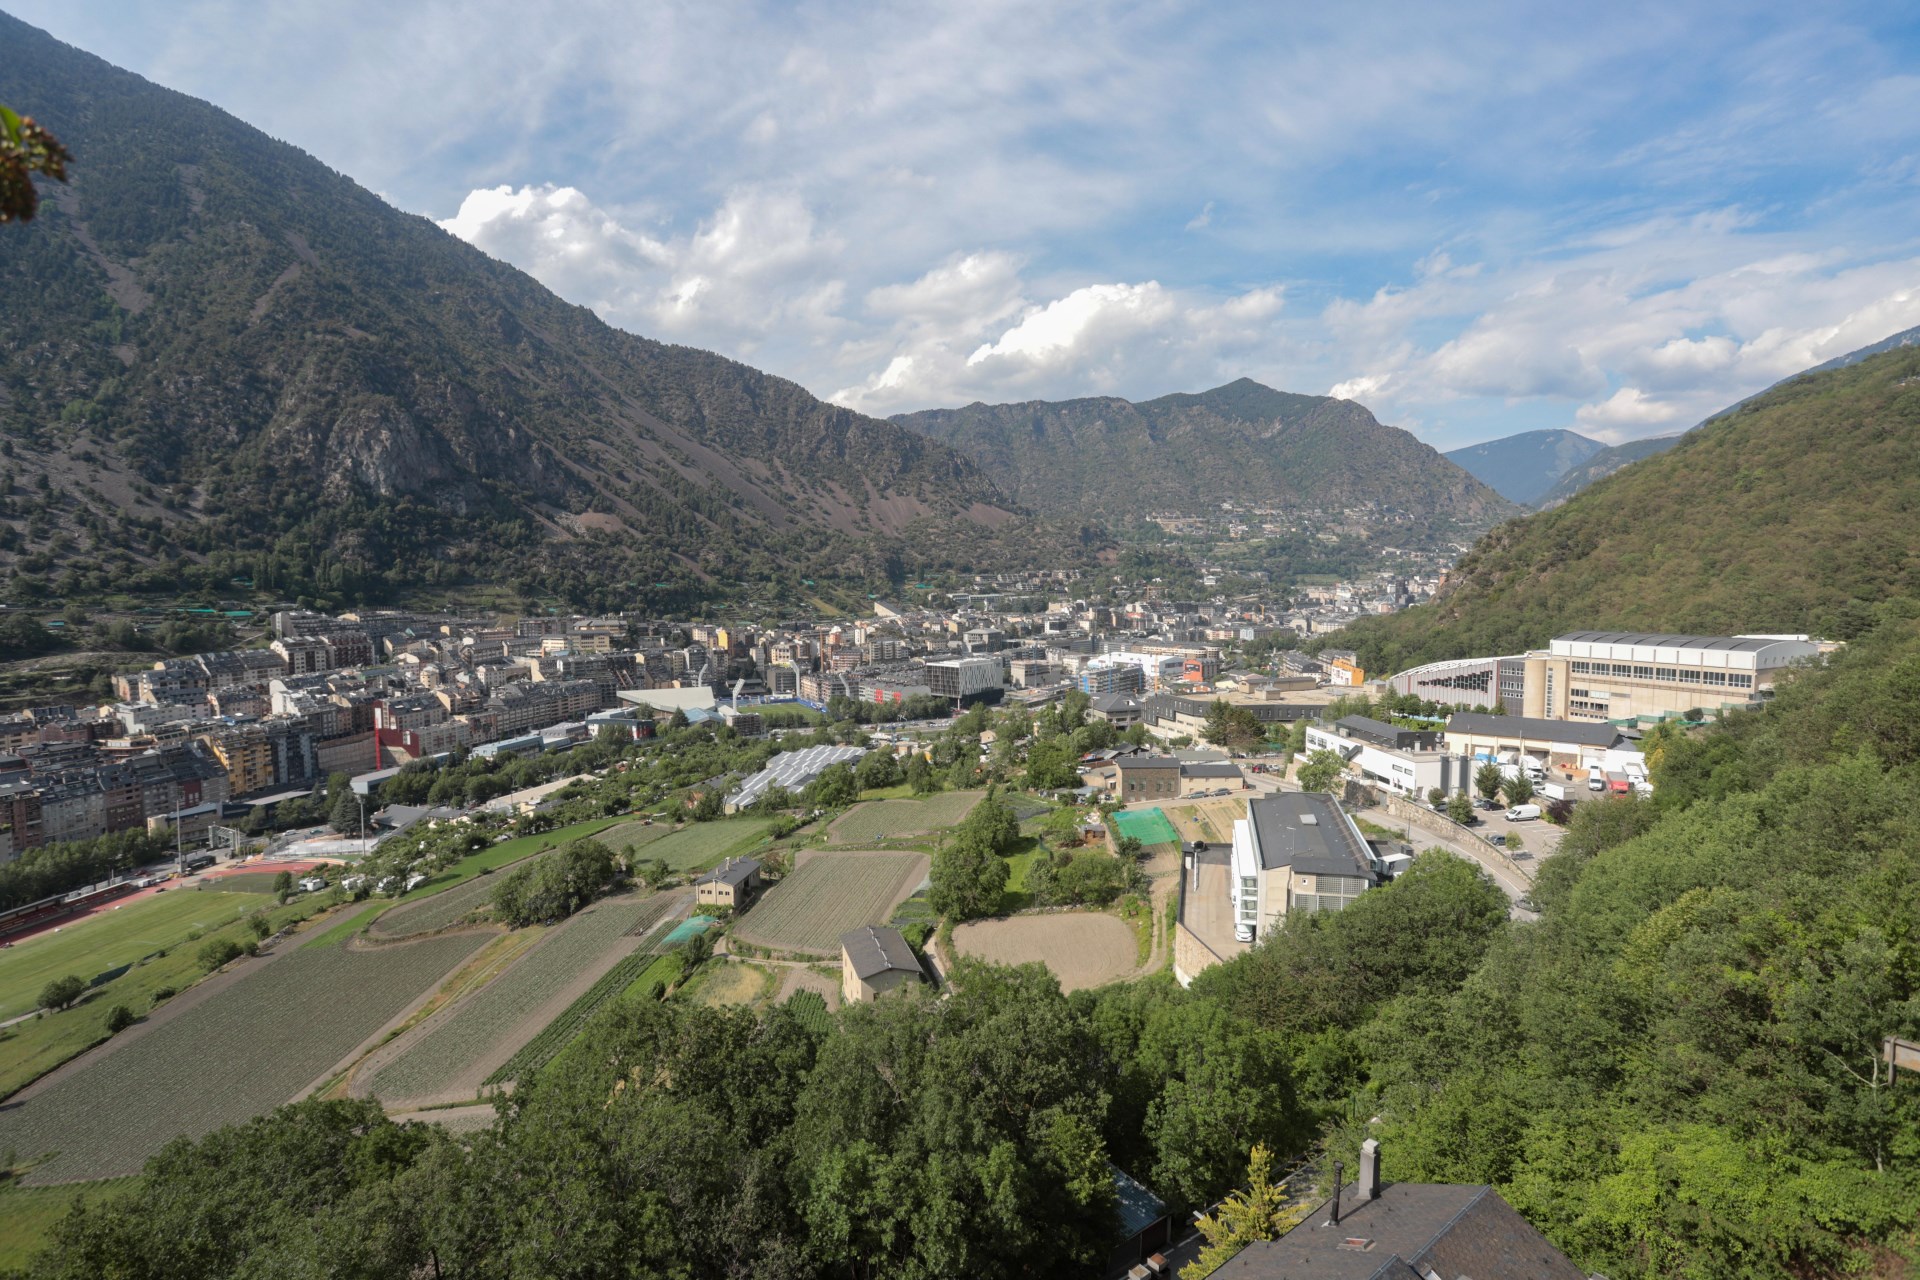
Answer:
[
  {"xmin": 366, "ymin": 872, "xmax": 506, "ymax": 942},
  {"xmin": 685, "ymin": 960, "xmax": 774, "ymax": 1008},
  {"xmin": 622, "ymin": 818, "xmax": 773, "ymax": 872},
  {"xmin": 0, "ymin": 1177, "xmax": 140, "ymax": 1270},
  {"xmin": 825, "ymin": 792, "xmax": 983, "ymax": 845},
  {"xmin": 734, "ymin": 853, "xmax": 926, "ymax": 953},
  {"xmin": 0, "ymin": 933, "xmax": 486, "ymax": 1184},
  {"xmin": 368, "ymin": 893, "xmax": 677, "ymax": 1104},
  {"xmin": 302, "ymin": 903, "xmax": 386, "ymax": 950},
  {"xmin": 0, "ymin": 890, "xmax": 270, "ymax": 1021}
]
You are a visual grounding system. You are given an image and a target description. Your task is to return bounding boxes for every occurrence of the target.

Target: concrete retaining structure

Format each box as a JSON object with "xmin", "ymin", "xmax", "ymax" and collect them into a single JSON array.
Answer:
[{"xmin": 1379, "ymin": 794, "xmax": 1533, "ymax": 883}]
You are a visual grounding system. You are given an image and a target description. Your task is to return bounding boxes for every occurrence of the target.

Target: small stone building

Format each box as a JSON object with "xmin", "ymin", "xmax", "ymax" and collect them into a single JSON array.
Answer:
[{"xmin": 839, "ymin": 925, "xmax": 924, "ymax": 1003}]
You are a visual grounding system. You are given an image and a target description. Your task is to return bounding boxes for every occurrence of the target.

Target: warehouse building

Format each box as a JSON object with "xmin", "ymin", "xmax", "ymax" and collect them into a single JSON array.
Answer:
[{"xmin": 1519, "ymin": 632, "xmax": 1820, "ymax": 723}]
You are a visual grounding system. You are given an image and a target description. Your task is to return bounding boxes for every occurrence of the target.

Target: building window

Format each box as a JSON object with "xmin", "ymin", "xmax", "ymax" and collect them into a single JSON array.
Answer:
[
  {"xmin": 1570, "ymin": 661, "xmax": 1591, "ymax": 674},
  {"xmin": 1633, "ymin": 665, "xmax": 1655, "ymax": 680}
]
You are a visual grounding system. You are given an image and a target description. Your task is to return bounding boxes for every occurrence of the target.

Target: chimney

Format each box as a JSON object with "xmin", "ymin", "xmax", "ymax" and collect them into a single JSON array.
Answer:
[
  {"xmin": 1358, "ymin": 1139, "xmax": 1380, "ymax": 1203},
  {"xmin": 1325, "ymin": 1160, "xmax": 1344, "ymax": 1225}
]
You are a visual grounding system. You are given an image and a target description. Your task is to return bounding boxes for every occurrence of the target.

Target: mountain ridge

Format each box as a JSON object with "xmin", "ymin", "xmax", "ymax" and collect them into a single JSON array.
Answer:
[
  {"xmin": 894, "ymin": 378, "xmax": 1515, "ymax": 537},
  {"xmin": 1325, "ymin": 342, "xmax": 1920, "ymax": 675},
  {"xmin": 0, "ymin": 11, "xmax": 1084, "ymax": 611},
  {"xmin": 1442, "ymin": 428, "xmax": 1606, "ymax": 505}
]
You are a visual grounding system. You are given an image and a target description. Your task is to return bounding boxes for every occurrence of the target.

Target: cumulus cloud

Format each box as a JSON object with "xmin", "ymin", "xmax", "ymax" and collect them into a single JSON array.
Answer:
[
  {"xmin": 832, "ymin": 276, "xmax": 1284, "ymax": 412},
  {"xmin": 1574, "ymin": 387, "xmax": 1684, "ymax": 440},
  {"xmin": 440, "ymin": 183, "xmax": 843, "ymax": 355}
]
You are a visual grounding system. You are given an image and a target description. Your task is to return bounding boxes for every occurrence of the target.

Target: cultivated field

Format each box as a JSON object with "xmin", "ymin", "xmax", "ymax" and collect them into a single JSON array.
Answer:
[
  {"xmin": 733, "ymin": 852, "xmax": 927, "ymax": 954},
  {"xmin": 0, "ymin": 934, "xmax": 485, "ymax": 1184},
  {"xmin": 621, "ymin": 818, "xmax": 773, "ymax": 871},
  {"xmin": 951, "ymin": 913, "xmax": 1138, "ymax": 992},
  {"xmin": 825, "ymin": 792, "xmax": 983, "ymax": 844},
  {"xmin": 368, "ymin": 871, "xmax": 507, "ymax": 941},
  {"xmin": 364, "ymin": 892, "xmax": 679, "ymax": 1106},
  {"xmin": 0, "ymin": 889, "xmax": 269, "ymax": 1021},
  {"xmin": 598, "ymin": 821, "xmax": 672, "ymax": 856}
]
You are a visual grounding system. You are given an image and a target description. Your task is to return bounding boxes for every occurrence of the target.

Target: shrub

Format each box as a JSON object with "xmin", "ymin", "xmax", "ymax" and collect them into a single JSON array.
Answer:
[
  {"xmin": 198, "ymin": 938, "xmax": 244, "ymax": 971},
  {"xmin": 104, "ymin": 1005, "xmax": 135, "ymax": 1034},
  {"xmin": 38, "ymin": 974, "xmax": 87, "ymax": 1011},
  {"xmin": 149, "ymin": 986, "xmax": 175, "ymax": 1007},
  {"xmin": 247, "ymin": 915, "xmax": 271, "ymax": 940}
]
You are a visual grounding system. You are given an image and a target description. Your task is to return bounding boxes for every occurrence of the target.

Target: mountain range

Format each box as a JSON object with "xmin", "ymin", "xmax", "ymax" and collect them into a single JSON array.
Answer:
[
  {"xmin": 1441, "ymin": 429, "xmax": 1607, "ymax": 505},
  {"xmin": 1327, "ymin": 339, "xmax": 1920, "ymax": 676},
  {"xmin": 894, "ymin": 380, "xmax": 1514, "ymax": 536},
  {"xmin": 0, "ymin": 12, "xmax": 1110, "ymax": 613}
]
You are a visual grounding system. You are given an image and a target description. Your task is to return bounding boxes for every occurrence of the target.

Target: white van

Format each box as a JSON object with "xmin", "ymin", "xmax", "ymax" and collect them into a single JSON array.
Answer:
[
  {"xmin": 1588, "ymin": 766, "xmax": 1606, "ymax": 791},
  {"xmin": 1506, "ymin": 804, "xmax": 1542, "ymax": 822},
  {"xmin": 297, "ymin": 875, "xmax": 328, "ymax": 893}
]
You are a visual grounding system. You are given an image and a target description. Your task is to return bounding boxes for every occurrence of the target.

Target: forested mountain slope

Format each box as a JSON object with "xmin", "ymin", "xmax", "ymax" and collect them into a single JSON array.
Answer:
[
  {"xmin": 895, "ymin": 378, "xmax": 1514, "ymax": 537},
  {"xmin": 1533, "ymin": 432, "xmax": 1682, "ymax": 507},
  {"xmin": 1330, "ymin": 343, "xmax": 1920, "ymax": 675},
  {"xmin": 1443, "ymin": 428, "xmax": 1604, "ymax": 505},
  {"xmin": 0, "ymin": 13, "xmax": 1081, "ymax": 611}
]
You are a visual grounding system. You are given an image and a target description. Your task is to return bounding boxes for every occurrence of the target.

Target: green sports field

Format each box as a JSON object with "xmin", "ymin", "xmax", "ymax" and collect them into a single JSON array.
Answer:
[
  {"xmin": 1109, "ymin": 808, "xmax": 1178, "ymax": 846},
  {"xmin": 0, "ymin": 890, "xmax": 270, "ymax": 1022}
]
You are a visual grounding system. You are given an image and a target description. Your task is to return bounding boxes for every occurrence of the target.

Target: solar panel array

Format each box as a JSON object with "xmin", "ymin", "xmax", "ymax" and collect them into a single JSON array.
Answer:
[{"xmin": 727, "ymin": 744, "xmax": 867, "ymax": 808}]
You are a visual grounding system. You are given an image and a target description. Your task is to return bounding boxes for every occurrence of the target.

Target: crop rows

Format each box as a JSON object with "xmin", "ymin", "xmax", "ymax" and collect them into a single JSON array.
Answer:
[
  {"xmin": 827, "ymin": 792, "xmax": 982, "ymax": 844},
  {"xmin": 734, "ymin": 853, "xmax": 924, "ymax": 953},
  {"xmin": 369, "ymin": 893, "xmax": 668, "ymax": 1103},
  {"xmin": 369, "ymin": 851, "xmax": 567, "ymax": 941},
  {"xmin": 783, "ymin": 991, "xmax": 833, "ymax": 1035},
  {"xmin": 0, "ymin": 934, "xmax": 484, "ymax": 1185},
  {"xmin": 481, "ymin": 899, "xmax": 678, "ymax": 1087}
]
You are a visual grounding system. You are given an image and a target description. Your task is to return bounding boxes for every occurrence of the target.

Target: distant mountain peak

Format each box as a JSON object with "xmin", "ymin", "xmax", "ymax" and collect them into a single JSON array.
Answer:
[{"xmin": 1443, "ymin": 429, "xmax": 1607, "ymax": 506}]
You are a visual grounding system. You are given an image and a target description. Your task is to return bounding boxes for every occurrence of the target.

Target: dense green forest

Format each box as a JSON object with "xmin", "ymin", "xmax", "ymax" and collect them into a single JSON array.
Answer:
[
  {"xmin": 1328, "ymin": 344, "xmax": 1920, "ymax": 675},
  {"xmin": 12, "ymin": 614, "xmax": 1919, "ymax": 1277}
]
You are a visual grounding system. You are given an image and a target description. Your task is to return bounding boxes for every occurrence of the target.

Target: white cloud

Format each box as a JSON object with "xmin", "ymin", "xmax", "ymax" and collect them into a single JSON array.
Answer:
[
  {"xmin": 1574, "ymin": 387, "xmax": 1684, "ymax": 440},
  {"xmin": 1185, "ymin": 201, "xmax": 1215, "ymax": 231}
]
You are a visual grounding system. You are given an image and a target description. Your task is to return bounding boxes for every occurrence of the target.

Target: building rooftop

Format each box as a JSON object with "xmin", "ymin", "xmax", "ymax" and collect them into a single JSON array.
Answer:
[
  {"xmin": 840, "ymin": 925, "xmax": 922, "ymax": 980},
  {"xmin": 1109, "ymin": 1163, "xmax": 1169, "ymax": 1240},
  {"xmin": 696, "ymin": 857, "xmax": 761, "ymax": 888},
  {"xmin": 1213, "ymin": 1176, "xmax": 1585, "ymax": 1280},
  {"xmin": 1445, "ymin": 711, "xmax": 1625, "ymax": 748},
  {"xmin": 1553, "ymin": 630, "xmax": 1803, "ymax": 652},
  {"xmin": 1180, "ymin": 761, "xmax": 1242, "ymax": 778},
  {"xmin": 1246, "ymin": 792, "xmax": 1375, "ymax": 879},
  {"xmin": 726, "ymin": 743, "xmax": 866, "ymax": 808}
]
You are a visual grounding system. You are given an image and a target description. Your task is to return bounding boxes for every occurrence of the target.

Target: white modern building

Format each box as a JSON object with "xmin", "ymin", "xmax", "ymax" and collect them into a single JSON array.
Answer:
[
  {"xmin": 1228, "ymin": 792, "xmax": 1379, "ymax": 943},
  {"xmin": 1303, "ymin": 715, "xmax": 1477, "ymax": 798}
]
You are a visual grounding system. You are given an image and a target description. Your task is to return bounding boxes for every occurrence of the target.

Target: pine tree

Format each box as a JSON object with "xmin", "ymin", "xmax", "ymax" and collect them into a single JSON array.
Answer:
[{"xmin": 1190, "ymin": 1144, "xmax": 1309, "ymax": 1278}]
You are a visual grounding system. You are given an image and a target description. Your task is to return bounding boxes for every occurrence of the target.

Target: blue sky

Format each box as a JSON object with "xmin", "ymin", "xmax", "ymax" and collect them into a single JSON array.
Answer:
[{"xmin": 14, "ymin": 1, "xmax": 1920, "ymax": 448}]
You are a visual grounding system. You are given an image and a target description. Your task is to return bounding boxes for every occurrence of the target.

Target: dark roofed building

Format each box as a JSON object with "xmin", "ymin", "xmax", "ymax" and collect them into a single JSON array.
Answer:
[
  {"xmin": 1212, "ymin": 1140, "xmax": 1587, "ymax": 1280},
  {"xmin": 1109, "ymin": 755, "xmax": 1182, "ymax": 801},
  {"xmin": 839, "ymin": 924, "xmax": 924, "ymax": 1002},
  {"xmin": 1108, "ymin": 1164, "xmax": 1171, "ymax": 1275}
]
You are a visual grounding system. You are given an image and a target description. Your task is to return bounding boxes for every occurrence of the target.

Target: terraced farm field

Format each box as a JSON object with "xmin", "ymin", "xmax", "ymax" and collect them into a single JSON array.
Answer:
[
  {"xmin": 825, "ymin": 792, "xmax": 983, "ymax": 844},
  {"xmin": 367, "ymin": 870, "xmax": 512, "ymax": 941},
  {"xmin": 0, "ymin": 889, "xmax": 269, "ymax": 1021},
  {"xmin": 365, "ymin": 892, "xmax": 678, "ymax": 1105},
  {"xmin": 624, "ymin": 818, "xmax": 773, "ymax": 872},
  {"xmin": 733, "ymin": 853, "xmax": 926, "ymax": 954},
  {"xmin": 0, "ymin": 934, "xmax": 484, "ymax": 1184},
  {"xmin": 599, "ymin": 821, "xmax": 672, "ymax": 856}
]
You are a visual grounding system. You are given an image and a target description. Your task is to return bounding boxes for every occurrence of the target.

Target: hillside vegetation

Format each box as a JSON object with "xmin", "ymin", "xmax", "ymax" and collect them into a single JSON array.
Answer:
[
  {"xmin": 895, "ymin": 378, "xmax": 1513, "ymax": 539},
  {"xmin": 1332, "ymin": 344, "xmax": 1920, "ymax": 674},
  {"xmin": 0, "ymin": 14, "xmax": 1099, "ymax": 613}
]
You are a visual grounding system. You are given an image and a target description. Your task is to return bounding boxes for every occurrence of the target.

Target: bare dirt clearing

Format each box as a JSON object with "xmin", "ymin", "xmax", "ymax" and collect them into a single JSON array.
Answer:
[{"xmin": 951, "ymin": 913, "xmax": 1137, "ymax": 992}]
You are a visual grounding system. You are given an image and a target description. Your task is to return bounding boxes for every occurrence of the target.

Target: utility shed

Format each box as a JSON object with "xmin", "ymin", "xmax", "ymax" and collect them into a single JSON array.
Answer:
[
  {"xmin": 839, "ymin": 925, "xmax": 923, "ymax": 1003},
  {"xmin": 1107, "ymin": 1164, "xmax": 1171, "ymax": 1276}
]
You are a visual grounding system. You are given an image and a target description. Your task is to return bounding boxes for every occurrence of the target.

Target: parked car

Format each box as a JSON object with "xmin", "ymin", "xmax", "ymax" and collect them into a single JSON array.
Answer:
[
  {"xmin": 1487, "ymin": 833, "xmax": 1507, "ymax": 846},
  {"xmin": 1505, "ymin": 804, "xmax": 1542, "ymax": 822},
  {"xmin": 1587, "ymin": 766, "xmax": 1606, "ymax": 792}
]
